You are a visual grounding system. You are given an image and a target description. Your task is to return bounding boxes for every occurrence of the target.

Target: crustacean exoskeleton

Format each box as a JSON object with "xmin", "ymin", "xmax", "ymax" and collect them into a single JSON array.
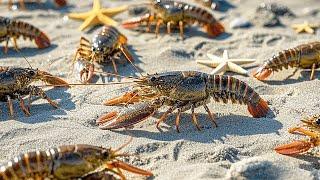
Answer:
[
  {"xmin": 0, "ymin": 16, "xmax": 50, "ymax": 53},
  {"xmin": 275, "ymin": 114, "xmax": 320, "ymax": 155},
  {"xmin": 0, "ymin": 66, "xmax": 69, "ymax": 117},
  {"xmin": 73, "ymin": 25, "xmax": 134, "ymax": 83},
  {"xmin": 122, "ymin": 0, "xmax": 225, "ymax": 38},
  {"xmin": 97, "ymin": 71, "xmax": 270, "ymax": 132},
  {"xmin": 253, "ymin": 41, "xmax": 320, "ymax": 81},
  {"xmin": 1, "ymin": 0, "xmax": 67, "ymax": 10},
  {"xmin": 0, "ymin": 143, "xmax": 153, "ymax": 179}
]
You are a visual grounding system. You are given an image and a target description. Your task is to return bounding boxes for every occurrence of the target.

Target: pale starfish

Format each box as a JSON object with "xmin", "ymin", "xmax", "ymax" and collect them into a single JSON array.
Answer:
[
  {"xmin": 68, "ymin": 0, "xmax": 128, "ymax": 31},
  {"xmin": 291, "ymin": 21, "xmax": 320, "ymax": 34},
  {"xmin": 196, "ymin": 50, "xmax": 256, "ymax": 75}
]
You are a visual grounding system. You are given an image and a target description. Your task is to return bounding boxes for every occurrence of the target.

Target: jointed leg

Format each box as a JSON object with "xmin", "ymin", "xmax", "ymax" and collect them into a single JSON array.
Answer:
[
  {"xmin": 19, "ymin": 0, "xmax": 26, "ymax": 10},
  {"xmin": 191, "ymin": 104, "xmax": 201, "ymax": 131},
  {"xmin": 3, "ymin": 39, "xmax": 9, "ymax": 53},
  {"xmin": 155, "ymin": 19, "xmax": 164, "ymax": 37},
  {"xmin": 156, "ymin": 105, "xmax": 177, "ymax": 130},
  {"xmin": 167, "ymin": 22, "xmax": 172, "ymax": 34},
  {"xmin": 6, "ymin": 95, "xmax": 14, "ymax": 117},
  {"xmin": 18, "ymin": 95, "xmax": 30, "ymax": 116},
  {"xmin": 12, "ymin": 37, "xmax": 18, "ymax": 51},
  {"xmin": 288, "ymin": 127, "xmax": 318, "ymax": 138},
  {"xmin": 179, "ymin": 21, "xmax": 184, "ymax": 39},
  {"xmin": 25, "ymin": 86, "xmax": 58, "ymax": 110},
  {"xmin": 203, "ymin": 104, "xmax": 217, "ymax": 127},
  {"xmin": 175, "ymin": 109, "xmax": 182, "ymax": 133},
  {"xmin": 310, "ymin": 63, "xmax": 316, "ymax": 80}
]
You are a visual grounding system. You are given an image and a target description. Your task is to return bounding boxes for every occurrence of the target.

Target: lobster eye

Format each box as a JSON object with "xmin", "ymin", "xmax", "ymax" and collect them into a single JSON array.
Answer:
[
  {"xmin": 150, "ymin": 76, "xmax": 156, "ymax": 82},
  {"xmin": 29, "ymin": 71, "xmax": 36, "ymax": 76},
  {"xmin": 316, "ymin": 118, "xmax": 320, "ymax": 125},
  {"xmin": 102, "ymin": 150, "xmax": 110, "ymax": 159}
]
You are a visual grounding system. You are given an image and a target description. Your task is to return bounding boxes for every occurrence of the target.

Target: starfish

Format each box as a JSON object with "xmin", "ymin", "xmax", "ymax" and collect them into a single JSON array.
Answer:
[
  {"xmin": 68, "ymin": 0, "xmax": 128, "ymax": 31},
  {"xmin": 196, "ymin": 50, "xmax": 256, "ymax": 75},
  {"xmin": 291, "ymin": 22, "xmax": 320, "ymax": 34}
]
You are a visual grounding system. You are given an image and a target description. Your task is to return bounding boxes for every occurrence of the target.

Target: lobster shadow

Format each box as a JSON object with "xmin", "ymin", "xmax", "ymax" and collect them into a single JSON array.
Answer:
[
  {"xmin": 0, "ymin": 44, "xmax": 58, "ymax": 59},
  {"xmin": 289, "ymin": 154, "xmax": 320, "ymax": 170},
  {"xmin": 93, "ymin": 45, "xmax": 144, "ymax": 83},
  {"xmin": 111, "ymin": 113, "xmax": 282, "ymax": 143},
  {"xmin": 0, "ymin": 87, "xmax": 75, "ymax": 123},
  {"xmin": 260, "ymin": 70, "xmax": 320, "ymax": 85}
]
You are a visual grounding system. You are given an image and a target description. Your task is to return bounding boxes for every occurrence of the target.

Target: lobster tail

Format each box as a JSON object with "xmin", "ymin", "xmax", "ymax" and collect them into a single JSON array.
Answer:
[
  {"xmin": 247, "ymin": 98, "xmax": 269, "ymax": 118},
  {"xmin": 204, "ymin": 22, "xmax": 225, "ymax": 37},
  {"xmin": 34, "ymin": 32, "xmax": 50, "ymax": 48},
  {"xmin": 207, "ymin": 75, "xmax": 269, "ymax": 118}
]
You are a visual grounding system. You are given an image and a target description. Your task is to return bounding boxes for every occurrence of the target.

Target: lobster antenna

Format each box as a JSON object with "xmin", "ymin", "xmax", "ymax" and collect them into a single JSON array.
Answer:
[
  {"xmin": 40, "ymin": 81, "xmax": 135, "ymax": 87},
  {"xmin": 13, "ymin": 46, "xmax": 33, "ymax": 69},
  {"xmin": 114, "ymin": 136, "xmax": 133, "ymax": 153},
  {"xmin": 94, "ymin": 70, "xmax": 139, "ymax": 80}
]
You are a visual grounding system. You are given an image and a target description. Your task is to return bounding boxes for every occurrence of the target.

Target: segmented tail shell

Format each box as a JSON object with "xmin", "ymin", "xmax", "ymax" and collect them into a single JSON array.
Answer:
[{"xmin": 206, "ymin": 75, "xmax": 269, "ymax": 118}]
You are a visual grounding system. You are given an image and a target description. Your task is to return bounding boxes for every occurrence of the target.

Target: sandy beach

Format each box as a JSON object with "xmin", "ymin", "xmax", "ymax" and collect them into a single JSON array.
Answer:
[{"xmin": 0, "ymin": 0, "xmax": 319, "ymax": 179}]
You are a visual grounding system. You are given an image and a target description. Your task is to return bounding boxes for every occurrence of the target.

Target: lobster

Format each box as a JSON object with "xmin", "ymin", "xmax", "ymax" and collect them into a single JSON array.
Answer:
[
  {"xmin": 253, "ymin": 41, "xmax": 320, "ymax": 81},
  {"xmin": 97, "ymin": 71, "xmax": 270, "ymax": 132},
  {"xmin": 73, "ymin": 25, "xmax": 133, "ymax": 83},
  {"xmin": 122, "ymin": 0, "xmax": 225, "ymax": 38},
  {"xmin": 0, "ymin": 143, "xmax": 153, "ymax": 179},
  {"xmin": 0, "ymin": 16, "xmax": 50, "ymax": 53},
  {"xmin": 275, "ymin": 114, "xmax": 320, "ymax": 155},
  {"xmin": 0, "ymin": 66, "xmax": 68, "ymax": 117}
]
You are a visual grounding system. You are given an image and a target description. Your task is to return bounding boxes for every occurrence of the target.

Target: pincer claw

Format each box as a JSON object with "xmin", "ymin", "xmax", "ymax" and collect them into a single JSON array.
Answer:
[
  {"xmin": 74, "ymin": 60, "xmax": 94, "ymax": 83},
  {"xmin": 103, "ymin": 92, "xmax": 140, "ymax": 106},
  {"xmin": 97, "ymin": 102, "xmax": 157, "ymax": 130},
  {"xmin": 274, "ymin": 140, "xmax": 312, "ymax": 155}
]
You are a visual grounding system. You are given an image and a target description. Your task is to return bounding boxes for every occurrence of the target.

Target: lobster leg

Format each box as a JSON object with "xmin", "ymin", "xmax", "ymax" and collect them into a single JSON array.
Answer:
[
  {"xmin": 310, "ymin": 63, "xmax": 316, "ymax": 80},
  {"xmin": 24, "ymin": 86, "xmax": 58, "ymax": 109},
  {"xmin": 156, "ymin": 105, "xmax": 178, "ymax": 130},
  {"xmin": 19, "ymin": 0, "xmax": 26, "ymax": 10},
  {"xmin": 3, "ymin": 39, "xmax": 9, "ymax": 53},
  {"xmin": 6, "ymin": 95, "xmax": 14, "ymax": 117},
  {"xmin": 175, "ymin": 109, "xmax": 182, "ymax": 133},
  {"xmin": 155, "ymin": 19, "xmax": 164, "ymax": 37},
  {"xmin": 191, "ymin": 104, "xmax": 201, "ymax": 131},
  {"xmin": 203, "ymin": 104, "xmax": 218, "ymax": 127},
  {"xmin": 18, "ymin": 95, "xmax": 31, "ymax": 116},
  {"xmin": 167, "ymin": 22, "xmax": 172, "ymax": 34},
  {"xmin": 179, "ymin": 21, "xmax": 184, "ymax": 38},
  {"xmin": 289, "ymin": 127, "xmax": 319, "ymax": 139}
]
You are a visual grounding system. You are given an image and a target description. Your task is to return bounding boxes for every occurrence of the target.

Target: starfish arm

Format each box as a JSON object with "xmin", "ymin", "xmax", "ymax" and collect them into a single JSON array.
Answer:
[
  {"xmin": 68, "ymin": 11, "xmax": 93, "ymax": 20},
  {"xmin": 207, "ymin": 53, "xmax": 223, "ymax": 62},
  {"xmin": 228, "ymin": 62, "xmax": 249, "ymax": 75},
  {"xmin": 305, "ymin": 26, "xmax": 315, "ymax": 34},
  {"xmin": 196, "ymin": 60, "xmax": 221, "ymax": 67},
  {"xmin": 222, "ymin": 50, "xmax": 229, "ymax": 60},
  {"xmin": 293, "ymin": 27, "xmax": 304, "ymax": 33},
  {"xmin": 93, "ymin": 0, "xmax": 101, "ymax": 10},
  {"xmin": 210, "ymin": 62, "xmax": 228, "ymax": 75},
  {"xmin": 228, "ymin": 59, "xmax": 256, "ymax": 64},
  {"xmin": 101, "ymin": 5, "xmax": 128, "ymax": 17},
  {"xmin": 97, "ymin": 14, "xmax": 118, "ymax": 26},
  {"xmin": 79, "ymin": 14, "xmax": 98, "ymax": 31}
]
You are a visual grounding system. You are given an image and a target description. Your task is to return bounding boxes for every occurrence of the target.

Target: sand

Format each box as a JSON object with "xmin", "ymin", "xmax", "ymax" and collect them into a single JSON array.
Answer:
[{"xmin": 0, "ymin": 0, "xmax": 319, "ymax": 179}]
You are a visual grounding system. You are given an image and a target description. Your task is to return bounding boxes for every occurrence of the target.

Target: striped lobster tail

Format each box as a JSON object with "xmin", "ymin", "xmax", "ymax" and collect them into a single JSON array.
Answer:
[
  {"xmin": 0, "ymin": 16, "xmax": 50, "ymax": 48},
  {"xmin": 206, "ymin": 74, "xmax": 269, "ymax": 118}
]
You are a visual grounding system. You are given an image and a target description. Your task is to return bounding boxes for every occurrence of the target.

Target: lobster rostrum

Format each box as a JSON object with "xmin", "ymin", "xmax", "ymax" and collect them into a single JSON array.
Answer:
[
  {"xmin": 253, "ymin": 41, "xmax": 320, "ymax": 81},
  {"xmin": 275, "ymin": 114, "xmax": 320, "ymax": 155},
  {"xmin": 2, "ymin": 0, "xmax": 67, "ymax": 10},
  {"xmin": 0, "ymin": 66, "xmax": 69, "ymax": 117},
  {"xmin": 0, "ymin": 144, "xmax": 153, "ymax": 179},
  {"xmin": 74, "ymin": 25, "xmax": 133, "ymax": 83},
  {"xmin": 97, "ymin": 71, "xmax": 269, "ymax": 132},
  {"xmin": 122, "ymin": 0, "xmax": 225, "ymax": 38},
  {"xmin": 0, "ymin": 16, "xmax": 50, "ymax": 53}
]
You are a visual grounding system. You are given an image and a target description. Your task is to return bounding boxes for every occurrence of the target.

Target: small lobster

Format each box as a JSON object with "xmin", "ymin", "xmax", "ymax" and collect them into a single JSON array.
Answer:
[
  {"xmin": 122, "ymin": 0, "xmax": 225, "ymax": 38},
  {"xmin": 0, "ymin": 144, "xmax": 153, "ymax": 179},
  {"xmin": 275, "ymin": 114, "xmax": 320, "ymax": 156},
  {"xmin": 0, "ymin": 66, "xmax": 68, "ymax": 117},
  {"xmin": 73, "ymin": 25, "xmax": 133, "ymax": 83},
  {"xmin": 97, "ymin": 71, "xmax": 269, "ymax": 132},
  {"xmin": 253, "ymin": 41, "xmax": 320, "ymax": 81},
  {"xmin": 2, "ymin": 0, "xmax": 67, "ymax": 10},
  {"xmin": 0, "ymin": 16, "xmax": 50, "ymax": 53}
]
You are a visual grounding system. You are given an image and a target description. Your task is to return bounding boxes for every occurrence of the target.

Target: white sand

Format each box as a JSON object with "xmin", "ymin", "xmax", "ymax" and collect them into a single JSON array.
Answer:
[{"xmin": 0, "ymin": 0, "xmax": 319, "ymax": 179}]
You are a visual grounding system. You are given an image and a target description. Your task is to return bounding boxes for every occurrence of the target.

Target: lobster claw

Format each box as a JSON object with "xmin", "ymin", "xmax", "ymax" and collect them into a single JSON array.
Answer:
[
  {"xmin": 37, "ymin": 70, "xmax": 69, "ymax": 87},
  {"xmin": 122, "ymin": 14, "xmax": 154, "ymax": 29},
  {"xmin": 74, "ymin": 60, "xmax": 95, "ymax": 83},
  {"xmin": 103, "ymin": 92, "xmax": 140, "ymax": 106},
  {"xmin": 274, "ymin": 140, "xmax": 312, "ymax": 155},
  {"xmin": 252, "ymin": 67, "xmax": 272, "ymax": 80},
  {"xmin": 97, "ymin": 101, "xmax": 158, "ymax": 130},
  {"xmin": 107, "ymin": 161, "xmax": 153, "ymax": 177}
]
